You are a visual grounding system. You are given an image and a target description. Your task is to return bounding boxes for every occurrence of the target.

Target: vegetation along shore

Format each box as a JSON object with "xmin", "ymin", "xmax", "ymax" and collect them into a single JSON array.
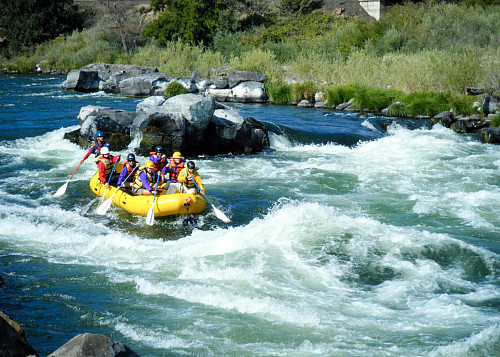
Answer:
[{"xmin": 1, "ymin": 1, "xmax": 499, "ymax": 127}]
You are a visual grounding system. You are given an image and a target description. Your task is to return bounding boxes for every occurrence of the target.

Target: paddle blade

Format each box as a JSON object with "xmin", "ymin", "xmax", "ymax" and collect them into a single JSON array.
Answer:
[
  {"xmin": 213, "ymin": 206, "xmax": 231, "ymax": 223},
  {"xmin": 53, "ymin": 180, "xmax": 69, "ymax": 197},
  {"xmin": 96, "ymin": 197, "xmax": 113, "ymax": 215},
  {"xmin": 145, "ymin": 206, "xmax": 155, "ymax": 226}
]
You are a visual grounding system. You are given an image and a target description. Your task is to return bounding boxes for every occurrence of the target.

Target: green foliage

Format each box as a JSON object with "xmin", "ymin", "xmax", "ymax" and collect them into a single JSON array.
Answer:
[
  {"xmin": 278, "ymin": 0, "xmax": 322, "ymax": 16},
  {"xmin": 386, "ymin": 101, "xmax": 410, "ymax": 117},
  {"xmin": 325, "ymin": 84, "xmax": 364, "ymax": 108},
  {"xmin": 447, "ymin": 94, "xmax": 477, "ymax": 116},
  {"xmin": 405, "ymin": 91, "xmax": 451, "ymax": 117},
  {"xmin": 144, "ymin": 0, "xmax": 235, "ymax": 45},
  {"xmin": 352, "ymin": 86, "xmax": 405, "ymax": 112},
  {"xmin": 265, "ymin": 81, "xmax": 293, "ymax": 104},
  {"xmin": 491, "ymin": 113, "xmax": 500, "ymax": 127},
  {"xmin": 291, "ymin": 81, "xmax": 317, "ymax": 102},
  {"xmin": 228, "ymin": 48, "xmax": 281, "ymax": 81},
  {"xmin": 164, "ymin": 81, "xmax": 189, "ymax": 98},
  {"xmin": 0, "ymin": 0, "xmax": 88, "ymax": 57}
]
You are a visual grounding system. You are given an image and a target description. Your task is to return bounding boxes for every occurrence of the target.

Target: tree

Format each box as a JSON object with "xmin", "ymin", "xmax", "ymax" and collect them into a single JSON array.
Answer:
[
  {"xmin": 0, "ymin": 0, "xmax": 86, "ymax": 56},
  {"xmin": 278, "ymin": 0, "xmax": 322, "ymax": 16},
  {"xmin": 97, "ymin": 0, "xmax": 150, "ymax": 55},
  {"xmin": 144, "ymin": 0, "xmax": 236, "ymax": 45}
]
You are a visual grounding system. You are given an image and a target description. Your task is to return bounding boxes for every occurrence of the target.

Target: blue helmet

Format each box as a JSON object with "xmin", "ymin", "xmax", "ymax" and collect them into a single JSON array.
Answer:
[
  {"xmin": 187, "ymin": 161, "xmax": 195, "ymax": 169},
  {"xmin": 96, "ymin": 131, "xmax": 105, "ymax": 138},
  {"xmin": 127, "ymin": 153, "xmax": 136, "ymax": 161}
]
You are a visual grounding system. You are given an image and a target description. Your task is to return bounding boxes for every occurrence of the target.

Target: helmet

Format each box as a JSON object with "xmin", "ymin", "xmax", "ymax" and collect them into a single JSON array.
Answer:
[
  {"xmin": 155, "ymin": 145, "xmax": 164, "ymax": 154},
  {"xmin": 172, "ymin": 151, "xmax": 182, "ymax": 159},
  {"xmin": 187, "ymin": 161, "xmax": 195, "ymax": 169},
  {"xmin": 96, "ymin": 131, "xmax": 105, "ymax": 138},
  {"xmin": 100, "ymin": 147, "xmax": 110, "ymax": 155},
  {"xmin": 127, "ymin": 153, "xmax": 136, "ymax": 161},
  {"xmin": 144, "ymin": 160, "xmax": 155, "ymax": 169}
]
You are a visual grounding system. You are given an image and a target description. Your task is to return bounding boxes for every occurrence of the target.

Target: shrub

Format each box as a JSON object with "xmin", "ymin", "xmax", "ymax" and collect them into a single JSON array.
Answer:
[
  {"xmin": 265, "ymin": 81, "xmax": 293, "ymax": 104},
  {"xmin": 352, "ymin": 86, "xmax": 405, "ymax": 112},
  {"xmin": 291, "ymin": 81, "xmax": 317, "ymax": 102},
  {"xmin": 491, "ymin": 113, "xmax": 500, "ymax": 127},
  {"xmin": 447, "ymin": 94, "xmax": 476, "ymax": 116},
  {"xmin": 164, "ymin": 81, "xmax": 189, "ymax": 97},
  {"xmin": 405, "ymin": 91, "xmax": 451, "ymax": 117},
  {"xmin": 386, "ymin": 101, "xmax": 410, "ymax": 117}
]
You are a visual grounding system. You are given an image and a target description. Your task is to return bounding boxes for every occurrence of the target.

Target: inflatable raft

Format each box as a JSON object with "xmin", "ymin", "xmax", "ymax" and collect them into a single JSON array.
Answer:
[{"xmin": 89, "ymin": 165, "xmax": 206, "ymax": 217}]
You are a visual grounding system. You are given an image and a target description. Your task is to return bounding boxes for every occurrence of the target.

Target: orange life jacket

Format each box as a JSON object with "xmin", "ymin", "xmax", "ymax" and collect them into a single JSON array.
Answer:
[
  {"xmin": 149, "ymin": 152, "xmax": 166, "ymax": 172},
  {"xmin": 166, "ymin": 159, "xmax": 184, "ymax": 181}
]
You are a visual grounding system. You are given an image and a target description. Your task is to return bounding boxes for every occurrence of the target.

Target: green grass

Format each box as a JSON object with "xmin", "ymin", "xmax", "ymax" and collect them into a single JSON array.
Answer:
[
  {"xmin": 164, "ymin": 81, "xmax": 189, "ymax": 98},
  {"xmin": 265, "ymin": 81, "xmax": 293, "ymax": 104},
  {"xmin": 491, "ymin": 113, "xmax": 500, "ymax": 127}
]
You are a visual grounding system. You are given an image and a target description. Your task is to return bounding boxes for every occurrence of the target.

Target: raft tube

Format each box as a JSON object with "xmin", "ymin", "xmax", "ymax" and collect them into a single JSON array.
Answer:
[{"xmin": 89, "ymin": 166, "xmax": 206, "ymax": 217}]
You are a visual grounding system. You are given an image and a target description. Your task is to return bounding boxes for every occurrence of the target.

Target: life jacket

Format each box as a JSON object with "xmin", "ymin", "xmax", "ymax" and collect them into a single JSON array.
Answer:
[
  {"xmin": 149, "ymin": 152, "xmax": 166, "ymax": 172},
  {"xmin": 167, "ymin": 159, "xmax": 184, "ymax": 181},
  {"xmin": 95, "ymin": 155, "xmax": 114, "ymax": 177},
  {"xmin": 122, "ymin": 161, "xmax": 137, "ymax": 182},
  {"xmin": 180, "ymin": 167, "xmax": 198, "ymax": 189},
  {"xmin": 133, "ymin": 167, "xmax": 156, "ymax": 189},
  {"xmin": 93, "ymin": 141, "xmax": 107, "ymax": 157}
]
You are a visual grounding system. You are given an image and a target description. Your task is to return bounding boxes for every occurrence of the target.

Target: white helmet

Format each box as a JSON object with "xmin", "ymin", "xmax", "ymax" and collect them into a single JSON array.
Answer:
[{"xmin": 100, "ymin": 147, "xmax": 110, "ymax": 155}]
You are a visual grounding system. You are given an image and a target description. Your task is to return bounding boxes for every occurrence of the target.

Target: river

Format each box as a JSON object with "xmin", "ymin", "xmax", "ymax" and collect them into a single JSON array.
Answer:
[{"xmin": 1, "ymin": 75, "xmax": 499, "ymax": 356}]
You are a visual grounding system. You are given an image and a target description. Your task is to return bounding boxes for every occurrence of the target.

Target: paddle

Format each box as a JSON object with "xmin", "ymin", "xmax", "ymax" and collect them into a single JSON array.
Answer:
[
  {"xmin": 53, "ymin": 160, "xmax": 84, "ymax": 197},
  {"xmin": 145, "ymin": 172, "xmax": 162, "ymax": 226},
  {"xmin": 100, "ymin": 156, "xmax": 120, "ymax": 203},
  {"xmin": 96, "ymin": 166, "xmax": 137, "ymax": 215},
  {"xmin": 191, "ymin": 179, "xmax": 231, "ymax": 223}
]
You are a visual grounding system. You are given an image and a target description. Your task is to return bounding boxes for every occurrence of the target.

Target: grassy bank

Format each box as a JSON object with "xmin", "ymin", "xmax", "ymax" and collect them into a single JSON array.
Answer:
[{"xmin": 2, "ymin": 3, "xmax": 499, "ymax": 101}]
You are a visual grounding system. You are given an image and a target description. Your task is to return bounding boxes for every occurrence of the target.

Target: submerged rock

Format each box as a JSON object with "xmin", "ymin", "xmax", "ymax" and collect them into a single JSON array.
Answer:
[{"xmin": 0, "ymin": 311, "xmax": 38, "ymax": 357}]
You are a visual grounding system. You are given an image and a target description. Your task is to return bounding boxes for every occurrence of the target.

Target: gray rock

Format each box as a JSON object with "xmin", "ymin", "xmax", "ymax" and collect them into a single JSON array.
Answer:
[
  {"xmin": 62, "ymin": 70, "xmax": 100, "ymax": 92},
  {"xmin": 482, "ymin": 95, "xmax": 499, "ymax": 115},
  {"xmin": 480, "ymin": 127, "xmax": 500, "ymax": 144},
  {"xmin": 227, "ymin": 71, "xmax": 267, "ymax": 88},
  {"xmin": 136, "ymin": 96, "xmax": 167, "ymax": 115},
  {"xmin": 211, "ymin": 76, "xmax": 229, "ymax": 89},
  {"xmin": 161, "ymin": 94, "xmax": 215, "ymax": 143},
  {"xmin": 0, "ymin": 312, "xmax": 38, "ymax": 357},
  {"xmin": 230, "ymin": 81, "xmax": 268, "ymax": 103},
  {"xmin": 118, "ymin": 73, "xmax": 166, "ymax": 96},
  {"xmin": 336, "ymin": 98, "xmax": 354, "ymax": 110},
  {"xmin": 48, "ymin": 333, "xmax": 138, "ymax": 357},
  {"xmin": 297, "ymin": 100, "xmax": 313, "ymax": 107},
  {"xmin": 212, "ymin": 108, "xmax": 245, "ymax": 140}
]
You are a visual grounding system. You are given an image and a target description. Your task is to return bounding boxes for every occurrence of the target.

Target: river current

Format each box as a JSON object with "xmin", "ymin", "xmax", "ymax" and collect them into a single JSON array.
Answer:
[{"xmin": 0, "ymin": 75, "xmax": 499, "ymax": 356}]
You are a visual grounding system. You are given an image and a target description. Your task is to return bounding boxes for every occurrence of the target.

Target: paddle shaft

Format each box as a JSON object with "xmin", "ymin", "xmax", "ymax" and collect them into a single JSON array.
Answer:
[{"xmin": 145, "ymin": 171, "xmax": 162, "ymax": 225}]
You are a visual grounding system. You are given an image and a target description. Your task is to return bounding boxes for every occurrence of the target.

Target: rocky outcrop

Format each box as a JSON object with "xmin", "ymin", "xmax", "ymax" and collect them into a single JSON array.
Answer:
[
  {"xmin": 61, "ymin": 64, "xmax": 268, "ymax": 103},
  {"xmin": 48, "ymin": 333, "xmax": 138, "ymax": 357},
  {"xmin": 0, "ymin": 312, "xmax": 38, "ymax": 357},
  {"xmin": 64, "ymin": 93, "xmax": 271, "ymax": 156}
]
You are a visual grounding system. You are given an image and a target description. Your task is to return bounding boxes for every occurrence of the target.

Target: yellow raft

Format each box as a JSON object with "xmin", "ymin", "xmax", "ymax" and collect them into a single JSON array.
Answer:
[{"xmin": 89, "ymin": 164, "xmax": 206, "ymax": 217}]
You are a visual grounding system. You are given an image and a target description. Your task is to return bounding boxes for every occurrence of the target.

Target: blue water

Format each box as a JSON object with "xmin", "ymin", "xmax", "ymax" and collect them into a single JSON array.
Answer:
[{"xmin": 1, "ymin": 75, "xmax": 499, "ymax": 356}]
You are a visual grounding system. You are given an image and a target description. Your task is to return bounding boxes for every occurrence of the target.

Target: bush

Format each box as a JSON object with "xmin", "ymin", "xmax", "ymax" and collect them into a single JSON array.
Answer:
[
  {"xmin": 386, "ymin": 101, "xmax": 410, "ymax": 117},
  {"xmin": 291, "ymin": 81, "xmax": 317, "ymax": 102},
  {"xmin": 447, "ymin": 94, "xmax": 476, "ymax": 116},
  {"xmin": 405, "ymin": 91, "xmax": 451, "ymax": 117},
  {"xmin": 352, "ymin": 86, "xmax": 405, "ymax": 112},
  {"xmin": 265, "ymin": 81, "xmax": 293, "ymax": 104},
  {"xmin": 325, "ymin": 83, "xmax": 364, "ymax": 108},
  {"xmin": 164, "ymin": 81, "xmax": 189, "ymax": 98},
  {"xmin": 491, "ymin": 113, "xmax": 500, "ymax": 127}
]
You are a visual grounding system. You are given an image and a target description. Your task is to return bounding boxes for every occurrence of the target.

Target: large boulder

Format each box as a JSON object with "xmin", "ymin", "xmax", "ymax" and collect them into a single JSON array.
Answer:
[
  {"xmin": 118, "ymin": 73, "xmax": 167, "ymax": 96},
  {"xmin": 227, "ymin": 70, "xmax": 267, "ymax": 88},
  {"xmin": 0, "ymin": 312, "xmax": 38, "ymax": 357},
  {"xmin": 482, "ymin": 95, "xmax": 499, "ymax": 115},
  {"xmin": 48, "ymin": 333, "xmax": 138, "ymax": 357},
  {"xmin": 61, "ymin": 70, "xmax": 100, "ymax": 92},
  {"xmin": 480, "ymin": 127, "xmax": 500, "ymax": 144},
  {"xmin": 62, "ymin": 63, "xmax": 159, "ymax": 93},
  {"xmin": 65, "ymin": 94, "xmax": 272, "ymax": 157},
  {"xmin": 161, "ymin": 94, "xmax": 215, "ymax": 143}
]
